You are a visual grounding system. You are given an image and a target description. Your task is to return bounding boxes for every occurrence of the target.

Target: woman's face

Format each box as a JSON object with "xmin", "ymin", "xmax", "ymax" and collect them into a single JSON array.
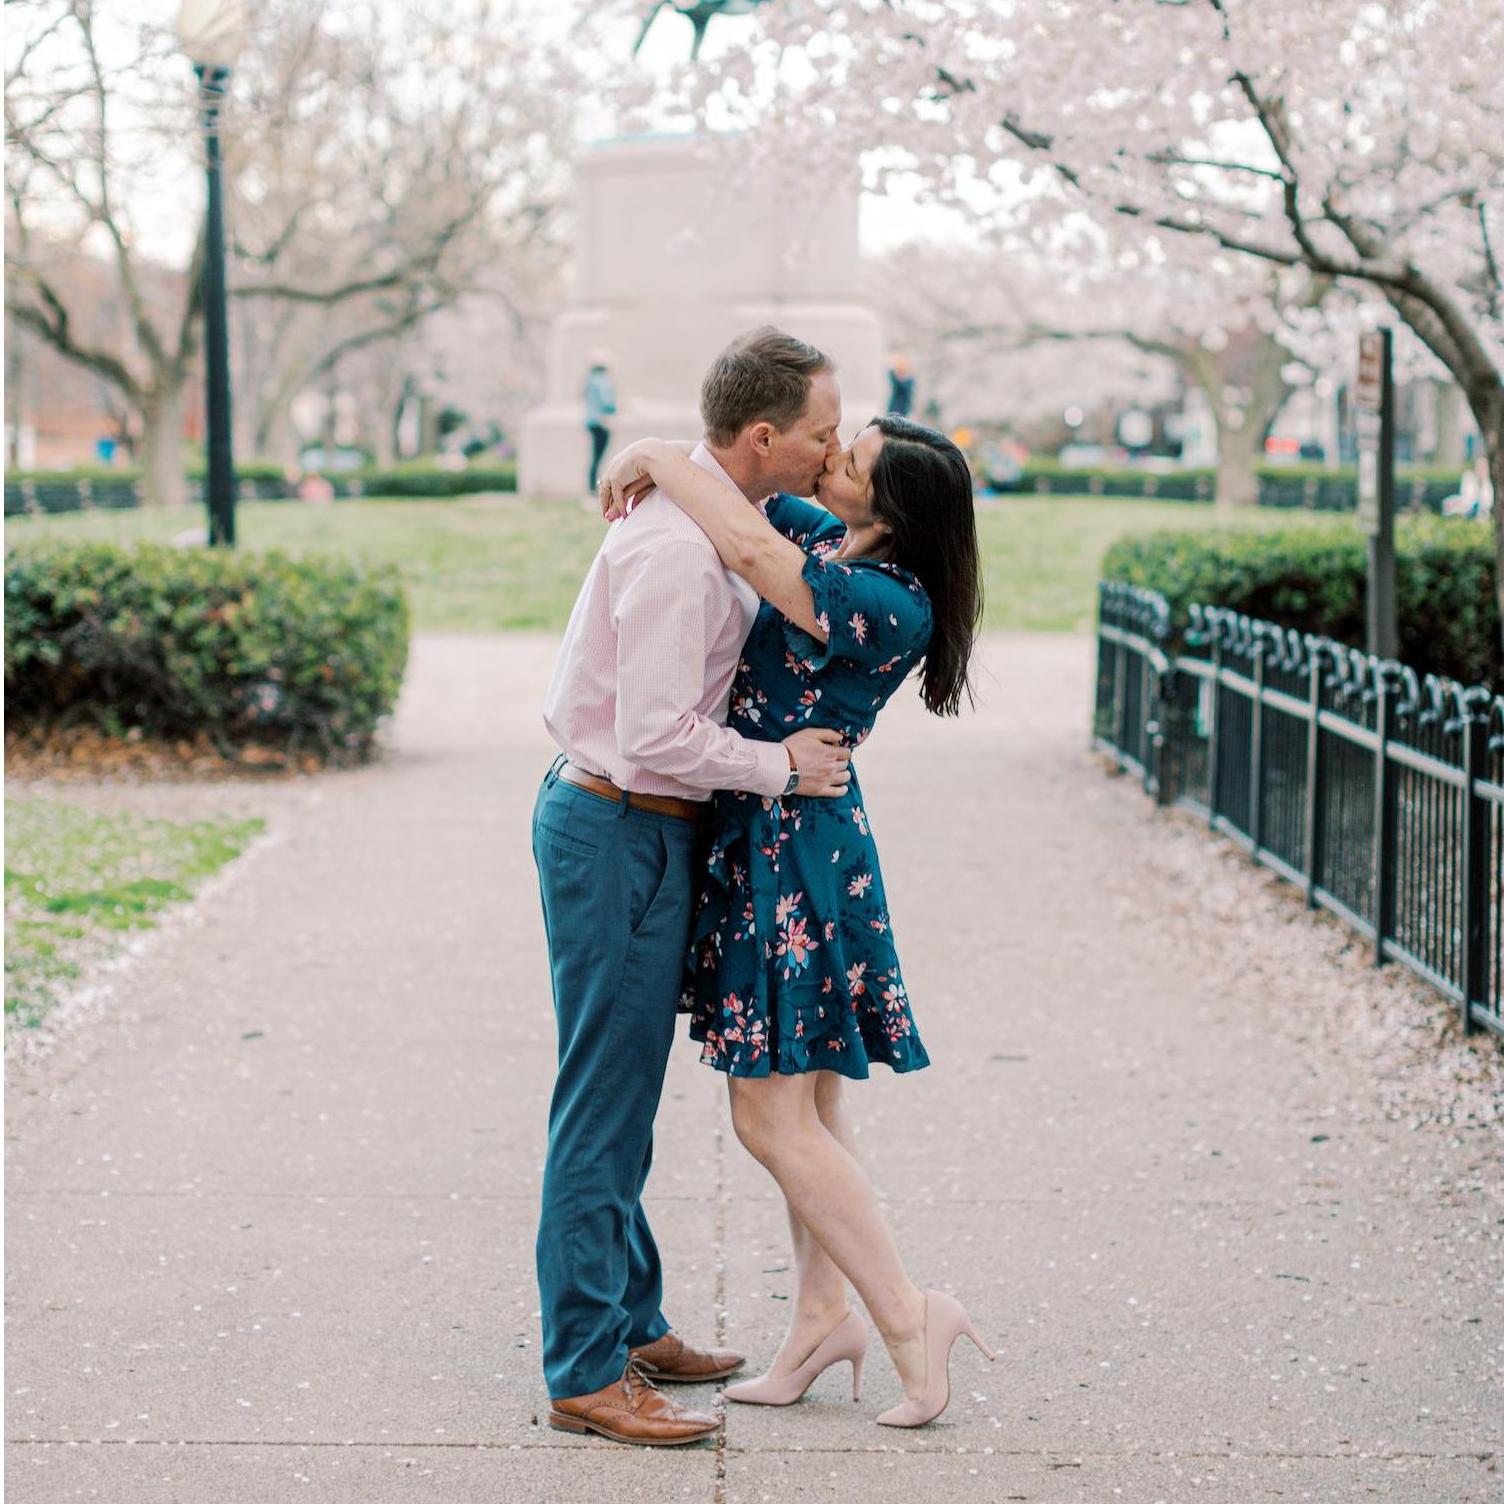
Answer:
[{"xmin": 813, "ymin": 425, "xmax": 885, "ymax": 529}]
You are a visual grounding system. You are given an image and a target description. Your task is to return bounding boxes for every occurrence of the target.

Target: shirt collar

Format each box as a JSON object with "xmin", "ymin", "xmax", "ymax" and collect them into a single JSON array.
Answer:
[{"xmin": 689, "ymin": 441, "xmax": 772, "ymax": 514}]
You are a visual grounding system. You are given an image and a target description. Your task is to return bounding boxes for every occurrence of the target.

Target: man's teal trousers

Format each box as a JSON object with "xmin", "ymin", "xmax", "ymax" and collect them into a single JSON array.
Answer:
[{"xmin": 531, "ymin": 761, "xmax": 700, "ymax": 1400}]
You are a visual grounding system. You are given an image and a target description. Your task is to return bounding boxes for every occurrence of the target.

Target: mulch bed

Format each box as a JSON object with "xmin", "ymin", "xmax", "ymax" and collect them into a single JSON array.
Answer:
[{"xmin": 4, "ymin": 726, "xmax": 321, "ymax": 783}]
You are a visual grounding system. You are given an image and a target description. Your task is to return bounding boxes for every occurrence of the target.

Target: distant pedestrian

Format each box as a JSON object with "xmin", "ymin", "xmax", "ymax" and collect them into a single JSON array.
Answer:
[
  {"xmin": 583, "ymin": 355, "xmax": 617, "ymax": 494},
  {"xmin": 886, "ymin": 355, "xmax": 915, "ymax": 418},
  {"xmin": 1441, "ymin": 454, "xmax": 1493, "ymax": 518}
]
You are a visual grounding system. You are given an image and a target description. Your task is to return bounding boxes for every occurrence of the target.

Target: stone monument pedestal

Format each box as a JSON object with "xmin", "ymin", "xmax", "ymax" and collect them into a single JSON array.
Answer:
[{"xmin": 520, "ymin": 133, "xmax": 884, "ymax": 498}]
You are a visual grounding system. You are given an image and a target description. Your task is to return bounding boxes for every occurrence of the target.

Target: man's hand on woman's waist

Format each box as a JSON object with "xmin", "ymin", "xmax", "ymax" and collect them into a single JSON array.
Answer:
[{"xmin": 781, "ymin": 727, "xmax": 851, "ymax": 797}]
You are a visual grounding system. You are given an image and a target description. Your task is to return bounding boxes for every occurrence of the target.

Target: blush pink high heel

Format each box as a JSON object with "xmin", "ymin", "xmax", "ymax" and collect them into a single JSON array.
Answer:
[
  {"xmin": 876, "ymin": 1289, "xmax": 995, "ymax": 1428},
  {"xmin": 724, "ymin": 1309, "xmax": 868, "ymax": 1406}
]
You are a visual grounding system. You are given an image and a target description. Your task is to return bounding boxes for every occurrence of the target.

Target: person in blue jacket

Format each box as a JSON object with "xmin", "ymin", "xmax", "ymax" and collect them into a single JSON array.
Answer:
[{"xmin": 584, "ymin": 356, "xmax": 618, "ymax": 494}]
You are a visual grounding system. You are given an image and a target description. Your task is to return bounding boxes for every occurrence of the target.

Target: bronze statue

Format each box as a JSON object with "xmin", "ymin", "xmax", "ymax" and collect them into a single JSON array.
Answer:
[{"xmin": 633, "ymin": 1, "xmax": 774, "ymax": 60}]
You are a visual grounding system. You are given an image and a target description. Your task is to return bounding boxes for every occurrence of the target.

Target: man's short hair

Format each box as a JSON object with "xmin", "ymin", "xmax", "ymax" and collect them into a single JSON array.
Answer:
[{"xmin": 700, "ymin": 327, "xmax": 834, "ymax": 447}]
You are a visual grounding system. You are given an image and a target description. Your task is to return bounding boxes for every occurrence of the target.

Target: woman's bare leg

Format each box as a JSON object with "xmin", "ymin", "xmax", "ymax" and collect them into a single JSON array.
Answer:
[
  {"xmin": 762, "ymin": 1073, "xmax": 858, "ymax": 1376},
  {"xmin": 729, "ymin": 1071, "xmax": 928, "ymax": 1396}
]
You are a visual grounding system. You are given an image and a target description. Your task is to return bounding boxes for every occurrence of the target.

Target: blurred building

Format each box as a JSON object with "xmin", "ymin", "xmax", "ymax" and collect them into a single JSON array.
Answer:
[{"xmin": 520, "ymin": 133, "xmax": 885, "ymax": 497}]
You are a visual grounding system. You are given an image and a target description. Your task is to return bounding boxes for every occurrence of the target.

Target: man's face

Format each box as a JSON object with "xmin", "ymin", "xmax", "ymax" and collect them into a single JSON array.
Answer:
[{"xmin": 763, "ymin": 371, "xmax": 843, "ymax": 498}]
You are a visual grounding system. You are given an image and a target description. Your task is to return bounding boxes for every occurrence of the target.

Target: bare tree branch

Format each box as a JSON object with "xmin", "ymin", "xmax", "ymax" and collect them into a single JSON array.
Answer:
[
  {"xmin": 8, "ymin": 274, "xmax": 142, "ymax": 400},
  {"xmin": 75, "ymin": 1, "xmax": 167, "ymax": 370},
  {"xmin": 305, "ymin": 295, "xmax": 451, "ymax": 380},
  {"xmin": 171, "ymin": 216, "xmax": 208, "ymax": 375},
  {"xmin": 232, "ymin": 206, "xmax": 478, "ymax": 304}
]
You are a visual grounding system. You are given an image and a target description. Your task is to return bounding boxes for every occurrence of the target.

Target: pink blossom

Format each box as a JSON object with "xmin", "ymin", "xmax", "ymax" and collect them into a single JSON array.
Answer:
[{"xmin": 777, "ymin": 916, "xmax": 818, "ymax": 974}]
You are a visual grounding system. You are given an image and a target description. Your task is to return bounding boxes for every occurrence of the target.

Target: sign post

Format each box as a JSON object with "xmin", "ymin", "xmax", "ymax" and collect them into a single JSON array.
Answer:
[{"xmin": 1354, "ymin": 329, "xmax": 1396, "ymax": 659}]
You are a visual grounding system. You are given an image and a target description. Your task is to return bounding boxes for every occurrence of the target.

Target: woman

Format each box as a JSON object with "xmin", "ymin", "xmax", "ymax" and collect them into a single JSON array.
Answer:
[{"xmin": 601, "ymin": 414, "xmax": 989, "ymax": 1427}]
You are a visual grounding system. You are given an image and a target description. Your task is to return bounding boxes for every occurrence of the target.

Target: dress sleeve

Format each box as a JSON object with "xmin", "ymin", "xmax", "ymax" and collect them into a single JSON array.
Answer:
[
  {"xmin": 764, "ymin": 494, "xmax": 845, "ymax": 551},
  {"xmin": 783, "ymin": 556, "xmax": 934, "ymax": 675}
]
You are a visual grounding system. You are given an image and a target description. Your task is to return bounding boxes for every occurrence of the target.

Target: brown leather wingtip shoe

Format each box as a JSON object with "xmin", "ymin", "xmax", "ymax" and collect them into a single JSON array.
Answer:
[
  {"xmin": 629, "ymin": 1330, "xmax": 746, "ymax": 1384},
  {"xmin": 548, "ymin": 1359, "xmax": 722, "ymax": 1447}
]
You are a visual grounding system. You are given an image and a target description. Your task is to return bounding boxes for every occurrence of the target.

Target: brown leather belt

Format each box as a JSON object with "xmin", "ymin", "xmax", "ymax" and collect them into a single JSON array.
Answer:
[{"xmin": 558, "ymin": 762, "xmax": 705, "ymax": 823}]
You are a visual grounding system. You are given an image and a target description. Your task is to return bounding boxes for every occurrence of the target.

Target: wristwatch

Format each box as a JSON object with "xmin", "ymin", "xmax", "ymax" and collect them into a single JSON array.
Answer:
[{"xmin": 781, "ymin": 752, "xmax": 801, "ymax": 798}]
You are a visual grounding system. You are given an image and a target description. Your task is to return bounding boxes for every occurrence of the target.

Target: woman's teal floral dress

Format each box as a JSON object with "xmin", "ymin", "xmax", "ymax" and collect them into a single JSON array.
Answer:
[{"xmin": 683, "ymin": 494, "xmax": 934, "ymax": 1081}]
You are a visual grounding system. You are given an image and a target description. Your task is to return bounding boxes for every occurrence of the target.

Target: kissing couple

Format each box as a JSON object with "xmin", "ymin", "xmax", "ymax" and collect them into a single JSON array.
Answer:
[{"xmin": 532, "ymin": 326, "xmax": 989, "ymax": 1446}]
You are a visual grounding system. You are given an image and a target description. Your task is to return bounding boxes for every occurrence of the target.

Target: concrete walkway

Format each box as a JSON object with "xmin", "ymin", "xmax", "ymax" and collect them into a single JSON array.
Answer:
[{"xmin": 6, "ymin": 634, "xmax": 1501, "ymax": 1503}]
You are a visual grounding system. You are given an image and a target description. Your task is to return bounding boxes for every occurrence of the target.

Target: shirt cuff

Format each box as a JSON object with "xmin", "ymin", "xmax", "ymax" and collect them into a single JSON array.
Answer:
[{"xmin": 748, "ymin": 739, "xmax": 793, "ymax": 798}]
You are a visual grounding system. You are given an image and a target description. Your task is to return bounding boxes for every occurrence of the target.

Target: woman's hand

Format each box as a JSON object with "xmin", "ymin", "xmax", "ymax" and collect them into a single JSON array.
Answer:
[{"xmin": 599, "ymin": 439, "xmax": 663, "ymax": 521}]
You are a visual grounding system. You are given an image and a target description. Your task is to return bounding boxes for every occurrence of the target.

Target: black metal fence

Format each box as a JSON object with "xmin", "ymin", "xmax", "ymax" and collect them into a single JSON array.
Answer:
[
  {"xmin": 1095, "ymin": 580, "xmax": 1504, "ymax": 1039},
  {"xmin": 3, "ymin": 474, "xmax": 296, "ymax": 517}
]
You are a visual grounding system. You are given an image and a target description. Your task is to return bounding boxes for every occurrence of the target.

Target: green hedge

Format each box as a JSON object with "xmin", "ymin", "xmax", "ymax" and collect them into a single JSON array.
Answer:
[
  {"xmin": 5, "ymin": 542, "xmax": 411, "ymax": 761},
  {"xmin": 4, "ymin": 460, "xmax": 516, "ymax": 516},
  {"xmin": 1011, "ymin": 462, "xmax": 1462, "ymax": 510},
  {"xmin": 1016, "ymin": 462, "xmax": 1216, "ymax": 501},
  {"xmin": 6, "ymin": 462, "xmax": 289, "ymax": 485},
  {"xmin": 352, "ymin": 464, "xmax": 516, "ymax": 497},
  {"xmin": 1101, "ymin": 516, "xmax": 1498, "ymax": 687}
]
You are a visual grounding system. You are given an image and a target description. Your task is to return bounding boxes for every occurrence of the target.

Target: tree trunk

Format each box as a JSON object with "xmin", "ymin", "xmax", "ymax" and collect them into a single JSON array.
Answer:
[
  {"xmin": 1214, "ymin": 417, "xmax": 1263, "ymax": 509},
  {"xmin": 5, "ymin": 332, "xmax": 24, "ymax": 469},
  {"xmin": 1176, "ymin": 330, "xmax": 1291, "ymax": 511},
  {"xmin": 1458, "ymin": 378, "xmax": 1504, "ymax": 667},
  {"xmin": 388, "ymin": 392, "xmax": 405, "ymax": 464},
  {"xmin": 1432, "ymin": 380, "xmax": 1470, "ymax": 468},
  {"xmin": 256, "ymin": 390, "xmax": 302, "ymax": 470},
  {"xmin": 1486, "ymin": 420, "xmax": 1504, "ymax": 668},
  {"xmin": 138, "ymin": 385, "xmax": 188, "ymax": 509}
]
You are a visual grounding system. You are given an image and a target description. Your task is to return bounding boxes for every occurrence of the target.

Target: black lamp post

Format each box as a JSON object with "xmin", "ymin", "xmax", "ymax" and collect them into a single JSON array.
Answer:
[{"xmin": 177, "ymin": 0, "xmax": 245, "ymax": 548}]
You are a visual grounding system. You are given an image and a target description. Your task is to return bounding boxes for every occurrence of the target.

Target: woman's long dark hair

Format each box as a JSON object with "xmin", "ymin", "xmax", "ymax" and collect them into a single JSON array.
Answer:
[{"xmin": 866, "ymin": 414, "xmax": 983, "ymax": 717}]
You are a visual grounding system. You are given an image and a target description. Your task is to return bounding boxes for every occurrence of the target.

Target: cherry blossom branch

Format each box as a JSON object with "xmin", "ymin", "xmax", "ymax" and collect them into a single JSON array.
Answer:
[
  {"xmin": 1146, "ymin": 150, "xmax": 1284, "ymax": 183},
  {"xmin": 1316, "ymin": 194, "xmax": 1482, "ymax": 381},
  {"xmin": 998, "ymin": 89, "xmax": 1415, "ymax": 293},
  {"xmin": 942, "ymin": 321, "xmax": 1189, "ymax": 367},
  {"xmin": 1478, "ymin": 202, "xmax": 1502, "ymax": 322}
]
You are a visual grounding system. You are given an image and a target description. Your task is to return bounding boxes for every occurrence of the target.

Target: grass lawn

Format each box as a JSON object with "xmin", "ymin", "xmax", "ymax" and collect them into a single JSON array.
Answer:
[
  {"xmin": 4, "ymin": 798, "xmax": 265, "ymax": 1035},
  {"xmin": 4, "ymin": 493, "xmax": 1352, "ymax": 635}
]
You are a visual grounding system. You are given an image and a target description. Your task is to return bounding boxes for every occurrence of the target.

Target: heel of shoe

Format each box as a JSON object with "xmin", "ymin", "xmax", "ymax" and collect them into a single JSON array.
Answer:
[
  {"xmin": 962, "ymin": 1320, "xmax": 996, "ymax": 1363},
  {"xmin": 727, "ymin": 1309, "xmax": 868, "ymax": 1407},
  {"xmin": 875, "ymin": 1291, "xmax": 992, "ymax": 1429},
  {"xmin": 547, "ymin": 1410, "xmax": 589, "ymax": 1435}
]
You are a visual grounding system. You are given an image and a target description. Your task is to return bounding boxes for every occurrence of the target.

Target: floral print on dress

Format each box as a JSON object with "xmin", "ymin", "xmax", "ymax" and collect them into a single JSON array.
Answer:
[{"xmin": 683, "ymin": 494, "xmax": 934, "ymax": 1081}]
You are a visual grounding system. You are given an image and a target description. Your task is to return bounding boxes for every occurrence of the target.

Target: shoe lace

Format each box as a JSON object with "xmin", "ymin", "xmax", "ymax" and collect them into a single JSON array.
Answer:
[{"xmin": 621, "ymin": 1355, "xmax": 659, "ymax": 1401}]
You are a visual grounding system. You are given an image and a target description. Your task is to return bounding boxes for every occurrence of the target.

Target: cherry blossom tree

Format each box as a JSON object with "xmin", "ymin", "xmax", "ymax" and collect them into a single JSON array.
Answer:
[
  {"xmin": 877, "ymin": 237, "xmax": 1330, "ymax": 504},
  {"xmin": 692, "ymin": 0, "xmax": 1504, "ymax": 633},
  {"xmin": 874, "ymin": 243, "xmax": 1175, "ymax": 442}
]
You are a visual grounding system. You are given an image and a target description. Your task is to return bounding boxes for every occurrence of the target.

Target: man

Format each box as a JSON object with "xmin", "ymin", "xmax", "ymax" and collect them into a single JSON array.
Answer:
[{"xmin": 534, "ymin": 328, "xmax": 851, "ymax": 1446}]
